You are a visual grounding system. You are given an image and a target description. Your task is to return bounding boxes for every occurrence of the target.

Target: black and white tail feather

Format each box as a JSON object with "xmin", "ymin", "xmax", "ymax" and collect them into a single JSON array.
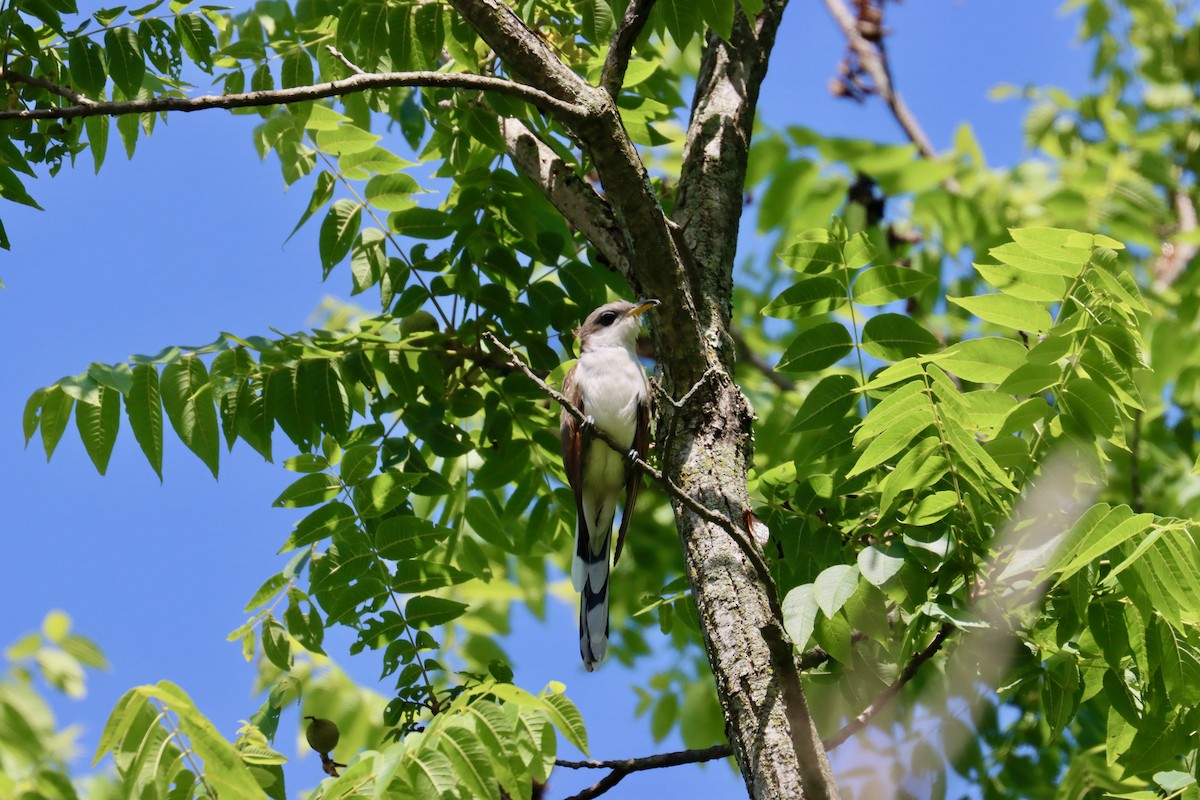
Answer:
[{"xmin": 560, "ymin": 299, "xmax": 656, "ymax": 671}]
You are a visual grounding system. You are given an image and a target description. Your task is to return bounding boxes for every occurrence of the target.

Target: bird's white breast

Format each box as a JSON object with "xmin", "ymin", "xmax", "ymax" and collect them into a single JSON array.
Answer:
[{"xmin": 576, "ymin": 347, "xmax": 646, "ymax": 443}]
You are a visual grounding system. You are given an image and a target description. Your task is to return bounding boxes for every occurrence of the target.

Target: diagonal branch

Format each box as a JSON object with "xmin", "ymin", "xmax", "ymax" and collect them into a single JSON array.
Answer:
[
  {"xmin": 822, "ymin": 622, "xmax": 954, "ymax": 750},
  {"xmin": 559, "ymin": 744, "xmax": 734, "ymax": 800},
  {"xmin": 0, "ymin": 69, "xmax": 586, "ymax": 122},
  {"xmin": 499, "ymin": 117, "xmax": 632, "ymax": 275},
  {"xmin": 600, "ymin": 0, "xmax": 657, "ymax": 97},
  {"xmin": 821, "ymin": 0, "xmax": 936, "ymax": 159}
]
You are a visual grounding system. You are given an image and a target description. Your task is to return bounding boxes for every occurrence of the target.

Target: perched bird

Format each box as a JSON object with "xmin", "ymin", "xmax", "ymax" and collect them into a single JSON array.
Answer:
[
  {"xmin": 560, "ymin": 298, "xmax": 659, "ymax": 671},
  {"xmin": 304, "ymin": 715, "xmax": 345, "ymax": 777}
]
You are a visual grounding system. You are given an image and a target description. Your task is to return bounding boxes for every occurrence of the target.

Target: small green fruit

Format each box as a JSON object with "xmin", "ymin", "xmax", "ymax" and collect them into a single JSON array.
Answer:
[{"xmin": 305, "ymin": 716, "xmax": 340, "ymax": 755}]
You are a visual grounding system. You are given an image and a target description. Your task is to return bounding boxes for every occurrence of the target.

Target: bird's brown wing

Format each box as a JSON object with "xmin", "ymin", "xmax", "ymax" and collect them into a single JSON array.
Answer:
[
  {"xmin": 613, "ymin": 380, "xmax": 650, "ymax": 566},
  {"xmin": 560, "ymin": 366, "xmax": 588, "ymax": 525}
]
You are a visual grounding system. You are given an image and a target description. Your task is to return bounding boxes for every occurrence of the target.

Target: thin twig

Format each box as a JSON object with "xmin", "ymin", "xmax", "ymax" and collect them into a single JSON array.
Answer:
[
  {"xmin": 822, "ymin": 622, "xmax": 954, "ymax": 750},
  {"xmin": 326, "ymin": 45, "xmax": 366, "ymax": 76},
  {"xmin": 600, "ymin": 0, "xmax": 657, "ymax": 97},
  {"xmin": 0, "ymin": 68, "xmax": 96, "ymax": 105},
  {"xmin": 0, "ymin": 69, "xmax": 586, "ymax": 122}
]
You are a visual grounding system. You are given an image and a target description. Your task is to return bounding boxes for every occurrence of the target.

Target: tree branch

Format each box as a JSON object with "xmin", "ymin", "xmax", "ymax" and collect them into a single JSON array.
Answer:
[
  {"xmin": 0, "ymin": 69, "xmax": 586, "ymax": 122},
  {"xmin": 558, "ymin": 744, "xmax": 734, "ymax": 800},
  {"xmin": 0, "ymin": 68, "xmax": 95, "ymax": 106},
  {"xmin": 600, "ymin": 0, "xmax": 657, "ymax": 97},
  {"xmin": 499, "ymin": 117, "xmax": 632, "ymax": 275},
  {"xmin": 822, "ymin": 622, "xmax": 954, "ymax": 750},
  {"xmin": 821, "ymin": 0, "xmax": 935, "ymax": 159}
]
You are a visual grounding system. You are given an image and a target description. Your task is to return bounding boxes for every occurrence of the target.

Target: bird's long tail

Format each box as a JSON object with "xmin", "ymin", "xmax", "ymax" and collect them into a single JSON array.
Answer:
[{"xmin": 575, "ymin": 512, "xmax": 613, "ymax": 672}]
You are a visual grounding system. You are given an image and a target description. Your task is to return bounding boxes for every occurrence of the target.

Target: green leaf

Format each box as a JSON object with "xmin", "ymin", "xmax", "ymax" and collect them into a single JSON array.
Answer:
[
  {"xmin": 474, "ymin": 440, "xmax": 531, "ymax": 491},
  {"xmin": 650, "ymin": 692, "xmax": 678, "ymax": 742},
  {"xmin": 1049, "ymin": 506, "xmax": 1154, "ymax": 585},
  {"xmin": 243, "ymin": 573, "xmax": 286, "ymax": 612},
  {"xmin": 404, "ymin": 596, "xmax": 469, "ymax": 628},
  {"xmin": 697, "ymin": 0, "xmax": 733, "ymax": 40},
  {"xmin": 125, "ymin": 364, "xmax": 163, "ymax": 480},
  {"xmin": 1041, "ymin": 655, "xmax": 1080, "ymax": 736},
  {"xmin": 354, "ymin": 472, "xmax": 423, "ymax": 518},
  {"xmin": 657, "ymin": 0, "xmax": 696, "ymax": 46},
  {"xmin": 160, "ymin": 357, "xmax": 220, "ymax": 478},
  {"xmin": 388, "ymin": 207, "xmax": 453, "ymax": 239},
  {"xmin": 260, "ymin": 615, "xmax": 292, "ymax": 670},
  {"xmin": 851, "ymin": 265, "xmax": 935, "ymax": 305},
  {"xmin": 23, "ymin": 388, "xmax": 45, "ymax": 445},
  {"xmin": 541, "ymin": 691, "xmax": 588, "ymax": 757},
  {"xmin": 272, "ymin": 473, "xmax": 342, "ymax": 508},
  {"xmin": 760, "ymin": 276, "xmax": 846, "ymax": 319},
  {"xmin": 284, "ymin": 501, "xmax": 357, "ymax": 550},
  {"xmin": 777, "ymin": 322, "xmax": 853, "ymax": 373},
  {"xmin": 903, "ymin": 490, "xmax": 958, "ymax": 525},
  {"xmin": 374, "ymin": 516, "xmax": 451, "ymax": 559},
  {"xmin": 848, "ymin": 382, "xmax": 935, "ymax": 478},
  {"xmin": 790, "ymin": 374, "xmax": 858, "ymax": 431},
  {"xmin": 1060, "ymin": 378, "xmax": 1119, "ymax": 438},
  {"xmin": 947, "ymin": 294, "xmax": 1053, "ymax": 333},
  {"xmin": 175, "ymin": 13, "xmax": 216, "ymax": 71},
  {"xmin": 861, "ymin": 313, "xmax": 939, "ymax": 360},
  {"xmin": 105, "ymin": 27, "xmax": 145, "ymax": 99},
  {"xmin": 315, "ymin": 125, "xmax": 381, "ymax": 155},
  {"xmin": 68, "ymin": 37, "xmax": 106, "ymax": 98},
  {"xmin": 936, "ymin": 337, "xmax": 1027, "ymax": 384},
  {"xmin": 40, "ymin": 387, "xmax": 75, "ymax": 461},
  {"xmin": 365, "ymin": 173, "xmax": 420, "ymax": 211},
  {"xmin": 434, "ymin": 724, "xmax": 498, "ymax": 800},
  {"xmin": 996, "ymin": 362, "xmax": 1061, "ymax": 395},
  {"xmin": 75, "ymin": 384, "xmax": 120, "ymax": 475},
  {"xmin": 339, "ymin": 444, "xmax": 378, "ymax": 484},
  {"xmin": 973, "ymin": 260, "xmax": 1068, "ymax": 302},
  {"xmin": 813, "ymin": 564, "xmax": 859, "ymax": 618},
  {"xmin": 319, "ymin": 199, "xmax": 362, "ymax": 277},
  {"xmin": 781, "ymin": 584, "xmax": 818, "ymax": 648},
  {"xmin": 857, "ymin": 546, "xmax": 905, "ymax": 587}
]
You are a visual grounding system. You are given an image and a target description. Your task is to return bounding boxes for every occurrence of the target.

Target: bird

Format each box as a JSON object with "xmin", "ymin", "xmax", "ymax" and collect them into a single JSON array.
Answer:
[{"xmin": 560, "ymin": 298, "xmax": 659, "ymax": 671}]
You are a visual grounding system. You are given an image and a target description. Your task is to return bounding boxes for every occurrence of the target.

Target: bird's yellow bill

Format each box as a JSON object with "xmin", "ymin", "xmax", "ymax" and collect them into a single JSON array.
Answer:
[{"xmin": 626, "ymin": 298, "xmax": 660, "ymax": 317}]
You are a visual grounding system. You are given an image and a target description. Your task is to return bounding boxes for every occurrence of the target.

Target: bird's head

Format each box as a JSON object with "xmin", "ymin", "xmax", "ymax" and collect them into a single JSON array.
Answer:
[{"xmin": 577, "ymin": 298, "xmax": 659, "ymax": 352}]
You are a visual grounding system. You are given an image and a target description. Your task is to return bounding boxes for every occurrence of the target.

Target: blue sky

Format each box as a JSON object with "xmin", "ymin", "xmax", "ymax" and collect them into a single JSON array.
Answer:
[{"xmin": 1, "ymin": 2, "xmax": 1091, "ymax": 797}]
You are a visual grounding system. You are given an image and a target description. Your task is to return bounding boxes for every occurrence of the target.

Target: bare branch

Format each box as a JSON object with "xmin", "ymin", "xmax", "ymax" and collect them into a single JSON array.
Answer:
[
  {"xmin": 821, "ymin": 0, "xmax": 936, "ymax": 159},
  {"xmin": 0, "ymin": 69, "xmax": 586, "ymax": 122},
  {"xmin": 823, "ymin": 622, "xmax": 954, "ymax": 750},
  {"xmin": 600, "ymin": 0, "xmax": 657, "ymax": 97},
  {"xmin": 499, "ymin": 117, "xmax": 632, "ymax": 277},
  {"xmin": 0, "ymin": 68, "xmax": 95, "ymax": 106},
  {"xmin": 564, "ymin": 769, "xmax": 629, "ymax": 800},
  {"xmin": 558, "ymin": 744, "xmax": 734, "ymax": 800}
]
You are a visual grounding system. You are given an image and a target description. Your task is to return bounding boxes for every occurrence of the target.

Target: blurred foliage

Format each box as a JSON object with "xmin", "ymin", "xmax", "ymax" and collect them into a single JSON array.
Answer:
[
  {"xmin": 4, "ymin": 0, "xmax": 1200, "ymax": 797},
  {"xmin": 0, "ymin": 612, "xmax": 114, "ymax": 799}
]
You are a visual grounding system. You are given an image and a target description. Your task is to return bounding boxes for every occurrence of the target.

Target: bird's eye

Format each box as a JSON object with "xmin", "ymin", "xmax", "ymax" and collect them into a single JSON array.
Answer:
[{"xmin": 598, "ymin": 311, "xmax": 618, "ymax": 325}]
